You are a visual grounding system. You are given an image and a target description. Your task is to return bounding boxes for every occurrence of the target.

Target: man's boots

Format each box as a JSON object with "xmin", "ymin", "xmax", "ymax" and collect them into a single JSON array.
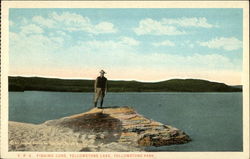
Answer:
[{"xmin": 94, "ymin": 102, "xmax": 97, "ymax": 107}]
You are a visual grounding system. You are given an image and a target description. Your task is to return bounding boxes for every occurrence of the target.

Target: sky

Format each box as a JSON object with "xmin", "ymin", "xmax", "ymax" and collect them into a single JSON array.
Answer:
[{"xmin": 9, "ymin": 8, "xmax": 243, "ymax": 85}]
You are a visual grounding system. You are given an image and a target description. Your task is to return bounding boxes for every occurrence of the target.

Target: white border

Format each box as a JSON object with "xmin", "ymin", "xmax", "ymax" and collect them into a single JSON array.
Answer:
[{"xmin": 1, "ymin": 1, "xmax": 249, "ymax": 159}]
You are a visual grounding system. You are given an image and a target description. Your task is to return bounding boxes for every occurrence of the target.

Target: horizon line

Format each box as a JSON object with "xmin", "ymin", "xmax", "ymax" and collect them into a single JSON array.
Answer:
[{"xmin": 8, "ymin": 75, "xmax": 240, "ymax": 86}]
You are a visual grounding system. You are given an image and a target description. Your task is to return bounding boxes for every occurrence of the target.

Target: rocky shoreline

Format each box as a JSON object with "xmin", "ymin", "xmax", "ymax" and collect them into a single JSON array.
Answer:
[{"xmin": 9, "ymin": 106, "xmax": 191, "ymax": 151}]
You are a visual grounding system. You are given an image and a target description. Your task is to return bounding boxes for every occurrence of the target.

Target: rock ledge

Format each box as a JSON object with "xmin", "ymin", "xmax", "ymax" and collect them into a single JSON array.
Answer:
[{"xmin": 9, "ymin": 106, "xmax": 191, "ymax": 151}]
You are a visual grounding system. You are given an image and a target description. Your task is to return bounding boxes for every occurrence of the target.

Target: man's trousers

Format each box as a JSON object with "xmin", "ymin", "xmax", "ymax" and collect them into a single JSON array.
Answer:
[{"xmin": 94, "ymin": 88, "xmax": 105, "ymax": 107}]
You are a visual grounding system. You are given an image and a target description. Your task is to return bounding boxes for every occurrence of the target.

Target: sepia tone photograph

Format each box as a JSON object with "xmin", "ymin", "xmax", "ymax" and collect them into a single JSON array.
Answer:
[{"xmin": 1, "ymin": 1, "xmax": 249, "ymax": 159}]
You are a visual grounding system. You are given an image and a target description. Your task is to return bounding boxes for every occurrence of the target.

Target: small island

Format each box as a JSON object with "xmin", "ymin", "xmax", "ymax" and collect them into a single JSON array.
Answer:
[{"xmin": 9, "ymin": 106, "xmax": 191, "ymax": 152}]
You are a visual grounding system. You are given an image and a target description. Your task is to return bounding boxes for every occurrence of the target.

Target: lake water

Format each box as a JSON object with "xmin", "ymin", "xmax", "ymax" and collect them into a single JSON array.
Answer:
[{"xmin": 9, "ymin": 91, "xmax": 243, "ymax": 151}]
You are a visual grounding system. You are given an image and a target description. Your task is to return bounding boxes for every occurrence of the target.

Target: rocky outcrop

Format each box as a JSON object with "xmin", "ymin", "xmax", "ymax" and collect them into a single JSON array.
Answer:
[{"xmin": 9, "ymin": 106, "xmax": 191, "ymax": 151}]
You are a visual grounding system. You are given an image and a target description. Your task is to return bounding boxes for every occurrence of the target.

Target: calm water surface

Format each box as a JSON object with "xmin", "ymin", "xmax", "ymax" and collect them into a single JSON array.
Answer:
[{"xmin": 9, "ymin": 91, "xmax": 242, "ymax": 151}]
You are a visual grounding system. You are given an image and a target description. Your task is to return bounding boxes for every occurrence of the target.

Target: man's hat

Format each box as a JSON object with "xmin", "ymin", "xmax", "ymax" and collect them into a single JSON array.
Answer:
[{"xmin": 100, "ymin": 70, "xmax": 106, "ymax": 74}]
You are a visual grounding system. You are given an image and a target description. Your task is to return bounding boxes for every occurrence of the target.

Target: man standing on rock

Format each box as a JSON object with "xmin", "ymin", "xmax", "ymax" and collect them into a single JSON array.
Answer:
[{"xmin": 94, "ymin": 70, "xmax": 108, "ymax": 108}]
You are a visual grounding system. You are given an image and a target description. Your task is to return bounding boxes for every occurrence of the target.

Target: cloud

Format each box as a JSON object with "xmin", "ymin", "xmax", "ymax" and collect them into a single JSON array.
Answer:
[
  {"xmin": 20, "ymin": 24, "xmax": 44, "ymax": 35},
  {"xmin": 134, "ymin": 18, "xmax": 185, "ymax": 35},
  {"xmin": 32, "ymin": 16, "xmax": 55, "ymax": 28},
  {"xmin": 181, "ymin": 40, "xmax": 195, "ymax": 48},
  {"xmin": 198, "ymin": 37, "xmax": 242, "ymax": 51},
  {"xmin": 162, "ymin": 17, "xmax": 216, "ymax": 28},
  {"xmin": 93, "ymin": 22, "xmax": 117, "ymax": 34},
  {"xmin": 21, "ymin": 18, "xmax": 29, "ymax": 25},
  {"xmin": 58, "ymin": 39, "xmax": 240, "ymax": 72},
  {"xmin": 134, "ymin": 17, "xmax": 216, "ymax": 36},
  {"xmin": 49, "ymin": 11, "xmax": 90, "ymax": 31},
  {"xmin": 32, "ymin": 12, "xmax": 117, "ymax": 34},
  {"xmin": 10, "ymin": 31, "xmax": 64, "ymax": 59},
  {"xmin": 10, "ymin": 26, "xmax": 240, "ymax": 71},
  {"xmin": 76, "ymin": 37, "xmax": 139, "ymax": 51},
  {"xmin": 9, "ymin": 31, "xmax": 140, "ymax": 70},
  {"xmin": 120, "ymin": 37, "xmax": 140, "ymax": 46},
  {"xmin": 152, "ymin": 40, "xmax": 175, "ymax": 47},
  {"xmin": 55, "ymin": 31, "xmax": 67, "ymax": 36}
]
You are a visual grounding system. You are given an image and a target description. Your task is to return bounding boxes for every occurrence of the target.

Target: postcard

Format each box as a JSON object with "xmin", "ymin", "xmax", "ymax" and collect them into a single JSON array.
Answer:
[{"xmin": 1, "ymin": 1, "xmax": 249, "ymax": 159}]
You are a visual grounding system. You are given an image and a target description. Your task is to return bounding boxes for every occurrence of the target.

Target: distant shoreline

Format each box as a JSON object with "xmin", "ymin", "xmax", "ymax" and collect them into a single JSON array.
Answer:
[{"xmin": 9, "ymin": 76, "xmax": 242, "ymax": 92}]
